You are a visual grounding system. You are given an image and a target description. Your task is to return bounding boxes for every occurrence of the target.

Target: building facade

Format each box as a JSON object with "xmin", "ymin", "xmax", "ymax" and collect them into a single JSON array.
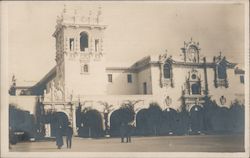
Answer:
[{"xmin": 9, "ymin": 7, "xmax": 245, "ymax": 137}]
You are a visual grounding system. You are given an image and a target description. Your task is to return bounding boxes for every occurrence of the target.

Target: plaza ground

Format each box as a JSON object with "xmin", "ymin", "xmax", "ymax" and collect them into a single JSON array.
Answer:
[{"xmin": 10, "ymin": 134, "xmax": 244, "ymax": 152}]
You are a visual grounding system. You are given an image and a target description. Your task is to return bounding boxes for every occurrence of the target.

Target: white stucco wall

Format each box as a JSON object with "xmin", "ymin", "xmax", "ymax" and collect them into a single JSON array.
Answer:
[
  {"xmin": 60, "ymin": 26, "xmax": 107, "ymax": 98},
  {"xmin": 64, "ymin": 56, "xmax": 107, "ymax": 97},
  {"xmin": 137, "ymin": 66, "xmax": 153, "ymax": 95},
  {"xmin": 151, "ymin": 65, "xmax": 207, "ymax": 111},
  {"xmin": 207, "ymin": 68, "xmax": 245, "ymax": 107},
  {"xmin": 106, "ymin": 70, "xmax": 139, "ymax": 95}
]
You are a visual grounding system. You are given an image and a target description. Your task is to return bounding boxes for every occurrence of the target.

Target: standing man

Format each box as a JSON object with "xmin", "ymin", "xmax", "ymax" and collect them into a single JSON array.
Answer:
[
  {"xmin": 120, "ymin": 122, "xmax": 126, "ymax": 143},
  {"xmin": 56, "ymin": 126, "xmax": 64, "ymax": 149},
  {"xmin": 126, "ymin": 123, "xmax": 134, "ymax": 143},
  {"xmin": 66, "ymin": 124, "xmax": 73, "ymax": 149}
]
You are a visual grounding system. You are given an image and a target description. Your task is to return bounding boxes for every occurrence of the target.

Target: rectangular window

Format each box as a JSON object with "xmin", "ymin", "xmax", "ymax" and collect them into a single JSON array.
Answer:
[
  {"xmin": 95, "ymin": 39, "xmax": 99, "ymax": 52},
  {"xmin": 69, "ymin": 38, "xmax": 74, "ymax": 51},
  {"xmin": 108, "ymin": 74, "xmax": 112, "ymax": 83},
  {"xmin": 81, "ymin": 65, "xmax": 89, "ymax": 74},
  {"xmin": 240, "ymin": 75, "xmax": 244, "ymax": 84},
  {"xmin": 143, "ymin": 82, "xmax": 147, "ymax": 94},
  {"xmin": 127, "ymin": 74, "xmax": 132, "ymax": 83}
]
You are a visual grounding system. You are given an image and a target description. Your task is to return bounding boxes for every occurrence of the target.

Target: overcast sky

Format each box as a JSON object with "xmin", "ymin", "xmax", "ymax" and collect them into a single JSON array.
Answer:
[{"xmin": 6, "ymin": 1, "xmax": 245, "ymax": 84}]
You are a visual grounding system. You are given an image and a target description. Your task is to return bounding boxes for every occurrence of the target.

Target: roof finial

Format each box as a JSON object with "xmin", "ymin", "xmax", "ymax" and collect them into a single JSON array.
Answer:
[
  {"xmin": 97, "ymin": 6, "xmax": 102, "ymax": 24},
  {"xmin": 63, "ymin": 4, "xmax": 67, "ymax": 13},
  {"xmin": 98, "ymin": 6, "xmax": 102, "ymax": 16},
  {"xmin": 88, "ymin": 10, "xmax": 92, "ymax": 24}
]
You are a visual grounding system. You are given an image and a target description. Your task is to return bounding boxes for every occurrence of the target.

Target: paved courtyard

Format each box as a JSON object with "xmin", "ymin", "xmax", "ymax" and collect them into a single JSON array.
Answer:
[{"xmin": 10, "ymin": 134, "xmax": 244, "ymax": 152}]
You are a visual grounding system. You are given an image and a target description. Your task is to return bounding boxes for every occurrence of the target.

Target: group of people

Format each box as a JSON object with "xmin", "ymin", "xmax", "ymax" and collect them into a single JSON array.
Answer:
[
  {"xmin": 120, "ymin": 122, "xmax": 133, "ymax": 143},
  {"xmin": 56, "ymin": 124, "xmax": 73, "ymax": 149},
  {"xmin": 55, "ymin": 122, "xmax": 133, "ymax": 149}
]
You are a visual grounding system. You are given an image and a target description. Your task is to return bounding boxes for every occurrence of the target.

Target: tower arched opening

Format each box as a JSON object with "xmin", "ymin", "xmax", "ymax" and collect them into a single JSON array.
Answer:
[{"xmin": 80, "ymin": 32, "xmax": 89, "ymax": 52}]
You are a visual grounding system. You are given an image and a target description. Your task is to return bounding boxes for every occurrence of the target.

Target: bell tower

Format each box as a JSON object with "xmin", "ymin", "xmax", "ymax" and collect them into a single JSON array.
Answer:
[{"xmin": 52, "ymin": 6, "xmax": 107, "ymax": 101}]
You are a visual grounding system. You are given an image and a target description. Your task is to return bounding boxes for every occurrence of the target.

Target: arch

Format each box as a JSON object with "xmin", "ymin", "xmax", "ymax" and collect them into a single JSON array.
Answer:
[
  {"xmin": 147, "ymin": 103, "xmax": 162, "ymax": 136},
  {"xmin": 191, "ymin": 83, "xmax": 200, "ymax": 94},
  {"xmin": 161, "ymin": 108, "xmax": 177, "ymax": 135},
  {"xmin": 80, "ymin": 32, "xmax": 88, "ymax": 51},
  {"xmin": 110, "ymin": 107, "xmax": 135, "ymax": 137},
  {"xmin": 163, "ymin": 63, "xmax": 171, "ymax": 79},
  {"xmin": 190, "ymin": 105, "xmax": 204, "ymax": 134},
  {"xmin": 56, "ymin": 109, "xmax": 70, "ymax": 119},
  {"xmin": 78, "ymin": 109, "xmax": 103, "ymax": 138},
  {"xmin": 176, "ymin": 110, "xmax": 189, "ymax": 135},
  {"xmin": 136, "ymin": 109, "xmax": 149, "ymax": 136},
  {"xmin": 50, "ymin": 112, "xmax": 69, "ymax": 137},
  {"xmin": 110, "ymin": 110, "xmax": 121, "ymax": 136}
]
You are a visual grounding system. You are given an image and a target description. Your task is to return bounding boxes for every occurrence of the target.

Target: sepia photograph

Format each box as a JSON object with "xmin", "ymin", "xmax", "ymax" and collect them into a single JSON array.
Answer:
[{"xmin": 0, "ymin": 0, "xmax": 249, "ymax": 157}]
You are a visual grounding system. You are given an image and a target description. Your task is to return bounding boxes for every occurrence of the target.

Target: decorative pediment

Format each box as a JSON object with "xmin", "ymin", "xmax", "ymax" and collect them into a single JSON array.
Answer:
[
  {"xmin": 187, "ymin": 69, "xmax": 201, "ymax": 81},
  {"xmin": 159, "ymin": 54, "xmax": 174, "ymax": 88},
  {"xmin": 159, "ymin": 53, "xmax": 175, "ymax": 64},
  {"xmin": 213, "ymin": 53, "xmax": 236, "ymax": 68},
  {"xmin": 181, "ymin": 38, "xmax": 201, "ymax": 63}
]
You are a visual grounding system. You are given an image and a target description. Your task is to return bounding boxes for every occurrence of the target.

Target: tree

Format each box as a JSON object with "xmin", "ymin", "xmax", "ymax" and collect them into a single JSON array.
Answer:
[
  {"xmin": 110, "ymin": 101, "xmax": 137, "ymax": 136},
  {"xmin": 230, "ymin": 100, "xmax": 244, "ymax": 133},
  {"xmin": 136, "ymin": 109, "xmax": 149, "ymax": 136},
  {"xmin": 98, "ymin": 101, "xmax": 114, "ymax": 134},
  {"xmin": 203, "ymin": 97, "xmax": 218, "ymax": 133},
  {"xmin": 147, "ymin": 102, "xmax": 162, "ymax": 136},
  {"xmin": 82, "ymin": 109, "xmax": 103, "ymax": 138}
]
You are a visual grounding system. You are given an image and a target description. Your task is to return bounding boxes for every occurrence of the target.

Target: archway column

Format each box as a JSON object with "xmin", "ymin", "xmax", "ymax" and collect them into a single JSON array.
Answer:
[
  {"xmin": 43, "ymin": 104, "xmax": 54, "ymax": 137},
  {"xmin": 72, "ymin": 103, "xmax": 77, "ymax": 136},
  {"xmin": 45, "ymin": 123, "xmax": 51, "ymax": 137}
]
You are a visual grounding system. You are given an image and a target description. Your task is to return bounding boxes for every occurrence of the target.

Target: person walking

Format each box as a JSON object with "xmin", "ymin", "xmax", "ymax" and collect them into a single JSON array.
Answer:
[
  {"xmin": 56, "ymin": 126, "xmax": 64, "ymax": 149},
  {"xmin": 66, "ymin": 125, "xmax": 73, "ymax": 149}
]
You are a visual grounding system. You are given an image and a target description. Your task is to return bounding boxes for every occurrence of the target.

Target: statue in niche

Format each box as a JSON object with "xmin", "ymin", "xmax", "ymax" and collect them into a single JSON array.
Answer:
[{"xmin": 53, "ymin": 87, "xmax": 63, "ymax": 101}]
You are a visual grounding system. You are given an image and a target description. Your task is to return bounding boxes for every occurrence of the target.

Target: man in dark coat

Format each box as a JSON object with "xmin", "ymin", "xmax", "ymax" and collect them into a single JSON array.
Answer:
[
  {"xmin": 66, "ymin": 125, "xmax": 73, "ymax": 149},
  {"xmin": 125, "ymin": 124, "xmax": 133, "ymax": 143},
  {"xmin": 120, "ymin": 122, "xmax": 126, "ymax": 143},
  {"xmin": 56, "ymin": 126, "xmax": 64, "ymax": 149}
]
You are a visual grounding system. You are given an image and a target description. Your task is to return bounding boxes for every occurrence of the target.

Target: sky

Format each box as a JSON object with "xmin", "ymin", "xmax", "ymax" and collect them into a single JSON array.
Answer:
[{"xmin": 5, "ymin": 1, "xmax": 245, "ymax": 84}]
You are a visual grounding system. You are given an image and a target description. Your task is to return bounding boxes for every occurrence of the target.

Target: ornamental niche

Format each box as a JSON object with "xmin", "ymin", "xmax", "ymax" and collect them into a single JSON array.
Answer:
[
  {"xmin": 181, "ymin": 38, "xmax": 201, "ymax": 63},
  {"xmin": 213, "ymin": 54, "xmax": 233, "ymax": 88},
  {"xmin": 183, "ymin": 69, "xmax": 202, "ymax": 96},
  {"xmin": 159, "ymin": 54, "xmax": 174, "ymax": 88}
]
